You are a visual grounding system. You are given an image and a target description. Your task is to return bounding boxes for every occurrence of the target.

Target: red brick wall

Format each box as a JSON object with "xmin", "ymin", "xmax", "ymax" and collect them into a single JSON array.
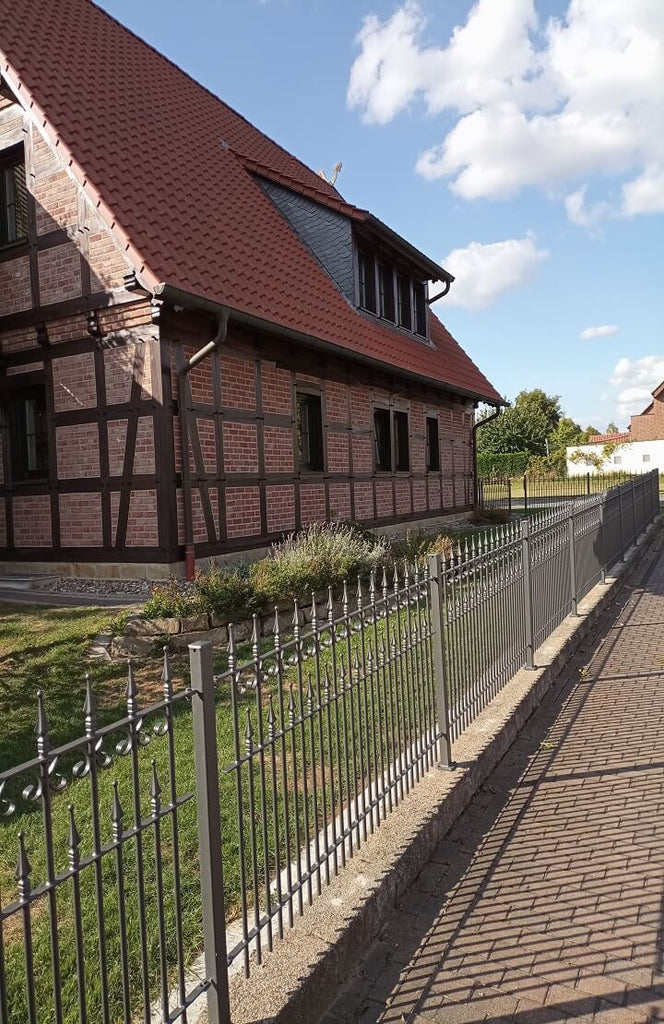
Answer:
[
  {"xmin": 223, "ymin": 422, "xmax": 259, "ymax": 474},
  {"xmin": 630, "ymin": 395, "xmax": 664, "ymax": 441},
  {"xmin": 59, "ymin": 494, "xmax": 103, "ymax": 547},
  {"xmin": 55, "ymin": 423, "xmax": 100, "ymax": 479},
  {"xmin": 13, "ymin": 496, "xmax": 52, "ymax": 547}
]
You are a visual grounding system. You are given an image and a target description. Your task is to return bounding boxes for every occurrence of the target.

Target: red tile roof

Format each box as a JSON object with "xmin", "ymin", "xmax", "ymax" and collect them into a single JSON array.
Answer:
[
  {"xmin": 0, "ymin": 0, "xmax": 503, "ymax": 405},
  {"xmin": 586, "ymin": 432, "xmax": 630, "ymax": 444}
]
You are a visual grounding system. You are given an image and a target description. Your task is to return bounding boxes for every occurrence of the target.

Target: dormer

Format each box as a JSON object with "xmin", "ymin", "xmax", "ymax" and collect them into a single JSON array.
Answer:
[
  {"xmin": 254, "ymin": 169, "xmax": 453, "ymax": 344},
  {"xmin": 353, "ymin": 216, "xmax": 451, "ymax": 343}
]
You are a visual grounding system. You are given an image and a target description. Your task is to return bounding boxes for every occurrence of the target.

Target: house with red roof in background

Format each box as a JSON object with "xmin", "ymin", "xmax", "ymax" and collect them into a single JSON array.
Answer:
[
  {"xmin": 0, "ymin": 0, "xmax": 503, "ymax": 580},
  {"xmin": 567, "ymin": 382, "xmax": 664, "ymax": 477}
]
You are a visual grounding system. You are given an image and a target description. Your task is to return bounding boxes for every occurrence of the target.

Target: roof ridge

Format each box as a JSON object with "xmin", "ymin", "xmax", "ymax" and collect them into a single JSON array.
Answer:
[{"xmin": 83, "ymin": 0, "xmax": 340, "ymax": 200}]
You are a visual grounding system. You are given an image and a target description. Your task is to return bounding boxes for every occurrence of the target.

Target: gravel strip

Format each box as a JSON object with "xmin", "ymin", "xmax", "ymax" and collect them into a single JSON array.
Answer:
[{"xmin": 32, "ymin": 576, "xmax": 154, "ymax": 596}]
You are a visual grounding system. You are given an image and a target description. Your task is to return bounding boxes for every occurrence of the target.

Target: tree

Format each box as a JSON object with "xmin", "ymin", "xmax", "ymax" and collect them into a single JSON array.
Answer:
[
  {"xmin": 476, "ymin": 389, "xmax": 564, "ymax": 458},
  {"xmin": 606, "ymin": 421, "xmax": 620, "ymax": 434}
]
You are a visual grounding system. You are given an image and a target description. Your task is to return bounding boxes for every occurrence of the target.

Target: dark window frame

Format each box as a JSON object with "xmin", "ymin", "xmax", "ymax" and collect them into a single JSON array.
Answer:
[
  {"xmin": 413, "ymin": 281, "xmax": 428, "ymax": 337},
  {"xmin": 0, "ymin": 144, "xmax": 28, "ymax": 249},
  {"xmin": 378, "ymin": 264, "xmax": 395, "ymax": 322},
  {"xmin": 2, "ymin": 381, "xmax": 49, "ymax": 483},
  {"xmin": 373, "ymin": 406, "xmax": 392, "ymax": 472},
  {"xmin": 296, "ymin": 389, "xmax": 325, "ymax": 473},
  {"xmin": 397, "ymin": 274, "xmax": 412, "ymax": 330},
  {"xmin": 393, "ymin": 410, "xmax": 410, "ymax": 472},
  {"xmin": 358, "ymin": 250, "xmax": 376, "ymax": 314},
  {"xmin": 426, "ymin": 415, "xmax": 440, "ymax": 472}
]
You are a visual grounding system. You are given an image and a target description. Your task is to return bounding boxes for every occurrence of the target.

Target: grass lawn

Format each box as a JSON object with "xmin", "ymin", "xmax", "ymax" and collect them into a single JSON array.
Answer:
[{"xmin": 0, "ymin": 595, "xmax": 437, "ymax": 1023}]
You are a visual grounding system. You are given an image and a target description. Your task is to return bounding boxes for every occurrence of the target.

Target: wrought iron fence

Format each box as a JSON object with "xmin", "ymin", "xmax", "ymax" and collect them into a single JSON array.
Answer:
[
  {"xmin": 0, "ymin": 471, "xmax": 658, "ymax": 1024},
  {"xmin": 478, "ymin": 470, "xmax": 650, "ymax": 511}
]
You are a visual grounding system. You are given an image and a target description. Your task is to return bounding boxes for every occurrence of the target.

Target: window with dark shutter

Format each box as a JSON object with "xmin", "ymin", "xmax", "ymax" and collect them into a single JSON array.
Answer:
[
  {"xmin": 413, "ymin": 282, "xmax": 427, "ymax": 337},
  {"xmin": 394, "ymin": 411, "xmax": 409, "ymax": 471},
  {"xmin": 426, "ymin": 416, "xmax": 440, "ymax": 471},
  {"xmin": 378, "ymin": 264, "xmax": 395, "ymax": 322},
  {"xmin": 4, "ymin": 384, "xmax": 49, "ymax": 481},
  {"xmin": 0, "ymin": 146, "xmax": 28, "ymax": 247},
  {"xmin": 297, "ymin": 392, "xmax": 324, "ymax": 472},
  {"xmin": 374, "ymin": 408, "xmax": 391, "ymax": 471},
  {"xmin": 358, "ymin": 251, "xmax": 376, "ymax": 313},
  {"xmin": 397, "ymin": 274, "xmax": 411, "ymax": 330}
]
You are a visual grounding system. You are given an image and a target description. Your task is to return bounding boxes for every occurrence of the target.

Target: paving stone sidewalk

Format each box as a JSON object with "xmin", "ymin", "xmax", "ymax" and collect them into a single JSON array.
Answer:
[{"xmin": 327, "ymin": 532, "xmax": 664, "ymax": 1024}]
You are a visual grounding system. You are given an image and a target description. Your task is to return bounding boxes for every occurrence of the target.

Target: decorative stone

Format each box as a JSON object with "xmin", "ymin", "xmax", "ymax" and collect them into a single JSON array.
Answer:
[
  {"xmin": 148, "ymin": 617, "xmax": 181, "ymax": 635},
  {"xmin": 180, "ymin": 614, "xmax": 209, "ymax": 633},
  {"xmin": 111, "ymin": 635, "xmax": 155, "ymax": 658},
  {"xmin": 210, "ymin": 612, "xmax": 229, "ymax": 628}
]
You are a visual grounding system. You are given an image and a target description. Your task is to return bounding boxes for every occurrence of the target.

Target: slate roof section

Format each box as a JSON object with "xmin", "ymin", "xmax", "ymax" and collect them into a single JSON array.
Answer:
[{"xmin": 0, "ymin": 0, "xmax": 503, "ymax": 405}]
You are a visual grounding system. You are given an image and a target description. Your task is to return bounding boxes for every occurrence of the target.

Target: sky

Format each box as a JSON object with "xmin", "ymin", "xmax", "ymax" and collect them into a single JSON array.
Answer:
[{"xmin": 99, "ymin": 0, "xmax": 663, "ymax": 431}]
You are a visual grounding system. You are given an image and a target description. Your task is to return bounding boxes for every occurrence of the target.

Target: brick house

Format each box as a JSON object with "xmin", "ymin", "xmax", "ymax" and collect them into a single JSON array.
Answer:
[
  {"xmin": 629, "ymin": 382, "xmax": 664, "ymax": 441},
  {"xmin": 0, "ymin": 0, "xmax": 503, "ymax": 579}
]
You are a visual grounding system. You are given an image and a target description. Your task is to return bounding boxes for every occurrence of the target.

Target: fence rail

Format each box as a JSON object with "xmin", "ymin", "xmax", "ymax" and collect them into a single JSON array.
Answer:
[
  {"xmin": 478, "ymin": 470, "xmax": 654, "ymax": 512},
  {"xmin": 0, "ymin": 471, "xmax": 658, "ymax": 1024}
]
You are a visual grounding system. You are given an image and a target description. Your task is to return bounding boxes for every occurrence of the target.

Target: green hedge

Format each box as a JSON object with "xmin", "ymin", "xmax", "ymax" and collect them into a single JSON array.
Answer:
[{"xmin": 477, "ymin": 451, "xmax": 531, "ymax": 477}]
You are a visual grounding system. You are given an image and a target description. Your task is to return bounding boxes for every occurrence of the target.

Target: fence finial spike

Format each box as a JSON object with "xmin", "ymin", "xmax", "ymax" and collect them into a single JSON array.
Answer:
[
  {"xmin": 272, "ymin": 605, "xmax": 280, "ymax": 639},
  {"xmin": 126, "ymin": 659, "xmax": 138, "ymax": 717},
  {"xmin": 287, "ymin": 685, "xmax": 296, "ymax": 723},
  {"xmin": 267, "ymin": 694, "xmax": 276, "ymax": 738},
  {"xmin": 305, "ymin": 672, "xmax": 314, "ymax": 711},
  {"xmin": 310, "ymin": 591, "xmax": 317, "ymax": 625},
  {"xmin": 15, "ymin": 831, "xmax": 31, "ymax": 890},
  {"xmin": 369, "ymin": 569, "xmax": 376, "ymax": 599},
  {"xmin": 83, "ymin": 674, "xmax": 97, "ymax": 736},
  {"xmin": 292, "ymin": 598, "xmax": 300, "ymax": 632},
  {"xmin": 251, "ymin": 613, "xmax": 260, "ymax": 656},
  {"xmin": 161, "ymin": 646, "xmax": 173, "ymax": 699},
  {"xmin": 36, "ymin": 690, "xmax": 50, "ymax": 754},
  {"xmin": 327, "ymin": 586, "xmax": 334, "ymax": 620},
  {"xmin": 227, "ymin": 623, "xmax": 236, "ymax": 666},
  {"xmin": 67, "ymin": 804, "xmax": 81, "ymax": 868},
  {"xmin": 111, "ymin": 779, "xmax": 124, "ymax": 831},
  {"xmin": 150, "ymin": 759, "xmax": 161, "ymax": 813},
  {"xmin": 381, "ymin": 565, "xmax": 389, "ymax": 593},
  {"xmin": 356, "ymin": 575, "xmax": 363, "ymax": 609}
]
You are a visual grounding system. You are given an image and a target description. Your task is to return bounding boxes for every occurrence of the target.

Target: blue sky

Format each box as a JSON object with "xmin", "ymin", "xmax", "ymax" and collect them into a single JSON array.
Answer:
[{"xmin": 99, "ymin": 0, "xmax": 663, "ymax": 430}]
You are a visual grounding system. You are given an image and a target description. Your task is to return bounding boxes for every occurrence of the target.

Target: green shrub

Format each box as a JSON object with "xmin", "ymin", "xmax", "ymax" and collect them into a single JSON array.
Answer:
[
  {"xmin": 391, "ymin": 529, "xmax": 455, "ymax": 565},
  {"xmin": 468, "ymin": 508, "xmax": 510, "ymax": 525},
  {"xmin": 477, "ymin": 451, "xmax": 530, "ymax": 477},
  {"xmin": 250, "ymin": 522, "xmax": 389, "ymax": 603},
  {"xmin": 195, "ymin": 564, "xmax": 263, "ymax": 621},
  {"xmin": 143, "ymin": 577, "xmax": 201, "ymax": 619}
]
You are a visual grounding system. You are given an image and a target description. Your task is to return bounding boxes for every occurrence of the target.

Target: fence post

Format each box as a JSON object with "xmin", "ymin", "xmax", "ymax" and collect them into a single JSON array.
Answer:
[
  {"xmin": 586, "ymin": 472, "xmax": 591, "ymax": 496},
  {"xmin": 598, "ymin": 501, "xmax": 606, "ymax": 585},
  {"xmin": 427, "ymin": 553, "xmax": 455, "ymax": 769},
  {"xmin": 190, "ymin": 641, "xmax": 231, "ymax": 1024},
  {"xmin": 523, "ymin": 474, "xmax": 528, "ymax": 512},
  {"xmin": 521, "ymin": 520, "xmax": 535, "ymax": 669},
  {"xmin": 568, "ymin": 511, "xmax": 578, "ymax": 615},
  {"xmin": 618, "ymin": 485, "xmax": 625, "ymax": 562}
]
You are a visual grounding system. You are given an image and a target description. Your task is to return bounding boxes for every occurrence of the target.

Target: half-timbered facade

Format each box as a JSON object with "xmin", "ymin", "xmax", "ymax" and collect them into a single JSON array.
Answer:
[{"xmin": 0, "ymin": 0, "xmax": 503, "ymax": 578}]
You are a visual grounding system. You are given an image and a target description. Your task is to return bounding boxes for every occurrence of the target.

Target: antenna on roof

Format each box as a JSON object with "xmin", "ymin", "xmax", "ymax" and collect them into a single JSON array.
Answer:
[{"xmin": 317, "ymin": 162, "xmax": 343, "ymax": 186}]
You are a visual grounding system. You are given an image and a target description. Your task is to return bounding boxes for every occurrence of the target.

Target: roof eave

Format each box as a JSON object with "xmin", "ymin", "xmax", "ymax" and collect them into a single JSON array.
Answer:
[
  {"xmin": 152, "ymin": 282, "xmax": 501, "ymax": 406},
  {"xmin": 363, "ymin": 214, "xmax": 454, "ymax": 284}
]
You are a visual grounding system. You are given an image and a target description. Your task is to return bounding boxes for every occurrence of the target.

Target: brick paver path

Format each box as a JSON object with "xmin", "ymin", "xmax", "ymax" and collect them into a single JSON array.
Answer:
[{"xmin": 327, "ymin": 534, "xmax": 664, "ymax": 1024}]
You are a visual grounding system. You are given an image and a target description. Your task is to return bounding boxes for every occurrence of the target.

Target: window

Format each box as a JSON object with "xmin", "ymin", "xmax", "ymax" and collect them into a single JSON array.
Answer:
[
  {"xmin": 426, "ymin": 416, "xmax": 440, "ymax": 471},
  {"xmin": 358, "ymin": 251, "xmax": 376, "ymax": 313},
  {"xmin": 643, "ymin": 454, "xmax": 651, "ymax": 463},
  {"xmin": 413, "ymin": 282, "xmax": 427, "ymax": 337},
  {"xmin": 397, "ymin": 275, "xmax": 411, "ymax": 330},
  {"xmin": 394, "ymin": 411, "xmax": 409, "ymax": 471},
  {"xmin": 296, "ymin": 392, "xmax": 324, "ymax": 471},
  {"xmin": 374, "ymin": 408, "xmax": 391, "ymax": 471},
  {"xmin": 4, "ymin": 385, "xmax": 49, "ymax": 481},
  {"xmin": 378, "ymin": 264, "xmax": 395, "ymax": 322},
  {"xmin": 1, "ymin": 147, "xmax": 28, "ymax": 247},
  {"xmin": 613, "ymin": 456, "xmax": 622, "ymax": 465}
]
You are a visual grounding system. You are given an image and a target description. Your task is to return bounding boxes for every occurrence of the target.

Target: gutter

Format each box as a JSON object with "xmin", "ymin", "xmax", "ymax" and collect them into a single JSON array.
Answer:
[
  {"xmin": 153, "ymin": 283, "xmax": 497, "ymax": 407},
  {"xmin": 177, "ymin": 308, "xmax": 229, "ymax": 580},
  {"xmin": 472, "ymin": 406, "xmax": 502, "ymax": 512}
]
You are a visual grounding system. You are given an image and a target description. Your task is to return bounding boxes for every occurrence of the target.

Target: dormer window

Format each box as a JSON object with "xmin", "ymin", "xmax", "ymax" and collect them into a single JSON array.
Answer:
[
  {"xmin": 358, "ymin": 251, "xmax": 376, "ymax": 313},
  {"xmin": 378, "ymin": 264, "xmax": 395, "ymax": 322},
  {"xmin": 413, "ymin": 282, "xmax": 427, "ymax": 337},
  {"xmin": 0, "ymin": 145, "xmax": 28, "ymax": 247},
  {"xmin": 397, "ymin": 275, "xmax": 411, "ymax": 330}
]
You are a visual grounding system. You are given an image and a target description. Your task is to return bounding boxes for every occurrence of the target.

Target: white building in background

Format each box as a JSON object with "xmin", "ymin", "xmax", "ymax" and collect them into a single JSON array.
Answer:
[{"xmin": 566, "ymin": 432, "xmax": 663, "ymax": 476}]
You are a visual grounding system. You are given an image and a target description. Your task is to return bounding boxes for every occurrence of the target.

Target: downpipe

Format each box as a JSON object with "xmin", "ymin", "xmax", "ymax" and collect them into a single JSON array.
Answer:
[
  {"xmin": 177, "ymin": 309, "xmax": 229, "ymax": 581},
  {"xmin": 471, "ymin": 405, "xmax": 502, "ymax": 512}
]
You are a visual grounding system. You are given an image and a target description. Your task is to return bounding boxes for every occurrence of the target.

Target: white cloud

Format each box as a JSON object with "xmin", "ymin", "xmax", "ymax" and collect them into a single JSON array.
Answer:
[
  {"xmin": 579, "ymin": 324, "xmax": 620, "ymax": 340},
  {"xmin": 610, "ymin": 355, "xmax": 664, "ymax": 420},
  {"xmin": 437, "ymin": 234, "xmax": 548, "ymax": 310},
  {"xmin": 348, "ymin": 0, "xmax": 664, "ymax": 220}
]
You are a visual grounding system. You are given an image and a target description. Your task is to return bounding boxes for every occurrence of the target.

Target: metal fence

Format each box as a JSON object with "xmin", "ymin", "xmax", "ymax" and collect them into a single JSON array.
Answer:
[
  {"xmin": 0, "ymin": 471, "xmax": 658, "ymax": 1024},
  {"xmin": 478, "ymin": 470, "xmax": 649, "ymax": 511}
]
